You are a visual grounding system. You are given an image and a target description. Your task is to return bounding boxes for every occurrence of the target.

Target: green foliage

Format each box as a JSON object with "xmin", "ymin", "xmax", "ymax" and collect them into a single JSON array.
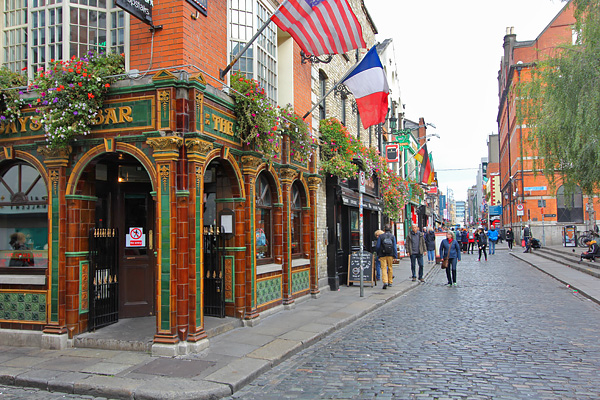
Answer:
[
  {"xmin": 318, "ymin": 117, "xmax": 360, "ymax": 179},
  {"xmin": 31, "ymin": 51, "xmax": 125, "ymax": 149},
  {"xmin": 518, "ymin": 0, "xmax": 600, "ymax": 196},
  {"xmin": 280, "ymin": 104, "xmax": 314, "ymax": 163},
  {"xmin": 0, "ymin": 68, "xmax": 27, "ymax": 124},
  {"xmin": 230, "ymin": 72, "xmax": 281, "ymax": 161}
]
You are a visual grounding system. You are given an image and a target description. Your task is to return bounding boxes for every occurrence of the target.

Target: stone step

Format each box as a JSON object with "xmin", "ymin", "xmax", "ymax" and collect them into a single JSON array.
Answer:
[{"xmin": 534, "ymin": 247, "xmax": 600, "ymax": 279}]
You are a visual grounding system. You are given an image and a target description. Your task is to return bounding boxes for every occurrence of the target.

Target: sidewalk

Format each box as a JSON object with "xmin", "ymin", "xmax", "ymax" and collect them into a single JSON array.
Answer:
[
  {"xmin": 0, "ymin": 261, "xmax": 436, "ymax": 400},
  {"xmin": 510, "ymin": 244, "xmax": 600, "ymax": 305}
]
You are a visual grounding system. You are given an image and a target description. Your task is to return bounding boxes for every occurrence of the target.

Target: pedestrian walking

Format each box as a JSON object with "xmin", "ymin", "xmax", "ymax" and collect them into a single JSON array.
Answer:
[
  {"xmin": 406, "ymin": 224, "xmax": 427, "ymax": 282},
  {"xmin": 373, "ymin": 229, "xmax": 384, "ymax": 282},
  {"xmin": 425, "ymin": 227, "xmax": 436, "ymax": 264},
  {"xmin": 375, "ymin": 225, "xmax": 397, "ymax": 289},
  {"xmin": 439, "ymin": 231, "xmax": 461, "ymax": 286},
  {"xmin": 488, "ymin": 226, "xmax": 499, "ymax": 255},
  {"xmin": 477, "ymin": 227, "xmax": 488, "ymax": 261},
  {"xmin": 460, "ymin": 228, "xmax": 468, "ymax": 253},
  {"xmin": 467, "ymin": 228, "xmax": 476, "ymax": 254},
  {"xmin": 506, "ymin": 228, "xmax": 514, "ymax": 251}
]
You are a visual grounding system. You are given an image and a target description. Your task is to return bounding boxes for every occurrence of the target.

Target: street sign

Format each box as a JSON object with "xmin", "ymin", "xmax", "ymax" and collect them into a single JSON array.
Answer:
[
  {"xmin": 116, "ymin": 0, "xmax": 153, "ymax": 25},
  {"xmin": 516, "ymin": 204, "xmax": 524, "ymax": 211},
  {"xmin": 359, "ymin": 171, "xmax": 365, "ymax": 193},
  {"xmin": 385, "ymin": 144, "xmax": 399, "ymax": 163}
]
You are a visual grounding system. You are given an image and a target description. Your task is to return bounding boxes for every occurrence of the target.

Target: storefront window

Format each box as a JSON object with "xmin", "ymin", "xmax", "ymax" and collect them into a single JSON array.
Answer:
[
  {"xmin": 255, "ymin": 174, "xmax": 272, "ymax": 262},
  {"xmin": 291, "ymin": 183, "xmax": 302, "ymax": 257},
  {"xmin": 0, "ymin": 162, "xmax": 48, "ymax": 269},
  {"xmin": 350, "ymin": 209, "xmax": 359, "ymax": 248}
]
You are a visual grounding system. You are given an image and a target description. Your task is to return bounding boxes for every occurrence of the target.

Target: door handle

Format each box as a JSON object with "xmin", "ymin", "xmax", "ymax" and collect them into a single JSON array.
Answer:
[{"xmin": 149, "ymin": 229, "xmax": 153, "ymax": 250}]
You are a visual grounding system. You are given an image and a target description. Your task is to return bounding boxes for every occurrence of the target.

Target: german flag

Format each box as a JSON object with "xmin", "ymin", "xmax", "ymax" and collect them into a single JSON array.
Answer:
[
  {"xmin": 414, "ymin": 144, "xmax": 428, "ymax": 164},
  {"xmin": 416, "ymin": 145, "xmax": 434, "ymax": 185}
]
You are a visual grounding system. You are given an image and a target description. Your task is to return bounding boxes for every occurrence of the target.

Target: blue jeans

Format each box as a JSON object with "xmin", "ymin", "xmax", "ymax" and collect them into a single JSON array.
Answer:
[
  {"xmin": 489, "ymin": 240, "xmax": 496, "ymax": 254},
  {"xmin": 375, "ymin": 256, "xmax": 381, "ymax": 280},
  {"xmin": 410, "ymin": 254, "xmax": 424, "ymax": 279},
  {"xmin": 427, "ymin": 250, "xmax": 435, "ymax": 262},
  {"xmin": 445, "ymin": 257, "xmax": 458, "ymax": 283}
]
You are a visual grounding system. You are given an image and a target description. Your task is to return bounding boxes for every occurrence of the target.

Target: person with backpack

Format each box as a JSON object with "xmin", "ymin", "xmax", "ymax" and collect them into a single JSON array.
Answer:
[
  {"xmin": 424, "ymin": 227, "xmax": 436, "ymax": 264},
  {"xmin": 467, "ymin": 228, "xmax": 476, "ymax": 254},
  {"xmin": 375, "ymin": 225, "xmax": 398, "ymax": 289},
  {"xmin": 477, "ymin": 227, "xmax": 488, "ymax": 261},
  {"xmin": 487, "ymin": 226, "xmax": 499, "ymax": 255},
  {"xmin": 405, "ymin": 224, "xmax": 427, "ymax": 282}
]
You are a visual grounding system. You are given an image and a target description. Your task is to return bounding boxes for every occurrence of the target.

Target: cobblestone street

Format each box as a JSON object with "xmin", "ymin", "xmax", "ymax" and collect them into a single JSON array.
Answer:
[{"xmin": 229, "ymin": 251, "xmax": 600, "ymax": 399}]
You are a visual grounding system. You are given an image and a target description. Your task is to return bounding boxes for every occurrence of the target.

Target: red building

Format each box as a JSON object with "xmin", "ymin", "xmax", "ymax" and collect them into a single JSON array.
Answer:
[
  {"xmin": 0, "ymin": 0, "xmax": 319, "ymax": 355},
  {"xmin": 496, "ymin": 2, "xmax": 598, "ymax": 245}
]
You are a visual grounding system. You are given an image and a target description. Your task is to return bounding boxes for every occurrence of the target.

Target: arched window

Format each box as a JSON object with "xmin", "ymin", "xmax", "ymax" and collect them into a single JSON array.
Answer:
[
  {"xmin": 557, "ymin": 185, "xmax": 583, "ymax": 223},
  {"xmin": 0, "ymin": 162, "xmax": 48, "ymax": 269},
  {"xmin": 255, "ymin": 173, "xmax": 273, "ymax": 262},
  {"xmin": 290, "ymin": 182, "xmax": 304, "ymax": 257}
]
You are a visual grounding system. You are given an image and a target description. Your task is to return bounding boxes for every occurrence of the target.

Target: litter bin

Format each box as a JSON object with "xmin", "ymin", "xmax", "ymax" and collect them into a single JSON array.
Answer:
[{"xmin": 563, "ymin": 225, "xmax": 577, "ymax": 247}]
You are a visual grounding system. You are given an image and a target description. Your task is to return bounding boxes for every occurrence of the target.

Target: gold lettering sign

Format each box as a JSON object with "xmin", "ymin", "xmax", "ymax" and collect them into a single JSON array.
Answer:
[
  {"xmin": 90, "ymin": 106, "xmax": 134, "ymax": 125},
  {"xmin": 0, "ymin": 116, "xmax": 43, "ymax": 135},
  {"xmin": 208, "ymin": 114, "xmax": 234, "ymax": 135}
]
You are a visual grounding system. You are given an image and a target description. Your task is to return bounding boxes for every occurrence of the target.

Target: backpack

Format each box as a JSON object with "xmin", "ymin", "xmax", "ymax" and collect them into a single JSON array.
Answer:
[{"xmin": 381, "ymin": 233, "xmax": 394, "ymax": 256}]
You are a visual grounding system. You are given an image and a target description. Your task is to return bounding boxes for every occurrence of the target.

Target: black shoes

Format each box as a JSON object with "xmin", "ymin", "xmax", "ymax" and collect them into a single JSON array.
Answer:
[{"xmin": 382, "ymin": 284, "xmax": 387, "ymax": 289}]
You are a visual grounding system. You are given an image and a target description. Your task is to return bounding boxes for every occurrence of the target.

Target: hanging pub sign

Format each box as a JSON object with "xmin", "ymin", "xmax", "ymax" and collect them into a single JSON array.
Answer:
[
  {"xmin": 186, "ymin": 0, "xmax": 208, "ymax": 16},
  {"xmin": 116, "ymin": 0, "xmax": 153, "ymax": 25},
  {"xmin": 386, "ymin": 144, "xmax": 399, "ymax": 162}
]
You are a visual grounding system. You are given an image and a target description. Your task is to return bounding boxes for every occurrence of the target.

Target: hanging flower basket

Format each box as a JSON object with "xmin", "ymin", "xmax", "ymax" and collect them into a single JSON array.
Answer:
[
  {"xmin": 318, "ymin": 117, "xmax": 360, "ymax": 179},
  {"xmin": 230, "ymin": 72, "xmax": 281, "ymax": 161},
  {"xmin": 31, "ymin": 51, "xmax": 125, "ymax": 149},
  {"xmin": 280, "ymin": 104, "xmax": 314, "ymax": 163},
  {"xmin": 0, "ymin": 67, "xmax": 27, "ymax": 125}
]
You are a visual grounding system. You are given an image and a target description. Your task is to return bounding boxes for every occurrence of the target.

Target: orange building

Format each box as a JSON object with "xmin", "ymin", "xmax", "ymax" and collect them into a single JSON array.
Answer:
[{"xmin": 496, "ymin": 2, "xmax": 599, "ymax": 245}]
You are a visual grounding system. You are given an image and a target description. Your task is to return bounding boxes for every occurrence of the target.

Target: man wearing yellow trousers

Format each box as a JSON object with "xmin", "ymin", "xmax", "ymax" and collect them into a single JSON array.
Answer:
[{"xmin": 375, "ymin": 225, "xmax": 398, "ymax": 289}]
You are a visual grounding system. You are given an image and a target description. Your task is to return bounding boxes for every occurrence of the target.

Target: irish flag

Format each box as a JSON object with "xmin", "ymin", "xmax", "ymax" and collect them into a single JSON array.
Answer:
[{"xmin": 342, "ymin": 47, "xmax": 389, "ymax": 129}]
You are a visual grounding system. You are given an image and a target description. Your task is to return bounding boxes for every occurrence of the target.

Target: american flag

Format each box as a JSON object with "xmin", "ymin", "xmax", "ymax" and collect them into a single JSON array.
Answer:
[{"xmin": 271, "ymin": 0, "xmax": 366, "ymax": 56}]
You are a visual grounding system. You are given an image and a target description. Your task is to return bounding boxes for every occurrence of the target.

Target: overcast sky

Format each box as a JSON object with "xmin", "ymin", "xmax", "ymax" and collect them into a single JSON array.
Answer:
[{"xmin": 363, "ymin": 0, "xmax": 568, "ymax": 201}]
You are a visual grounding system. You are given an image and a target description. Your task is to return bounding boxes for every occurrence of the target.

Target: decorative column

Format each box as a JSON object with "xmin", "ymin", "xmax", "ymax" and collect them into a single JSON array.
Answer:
[
  {"xmin": 280, "ymin": 168, "xmax": 297, "ymax": 307},
  {"xmin": 147, "ymin": 136, "xmax": 184, "ymax": 356},
  {"xmin": 39, "ymin": 146, "xmax": 72, "ymax": 349},
  {"xmin": 185, "ymin": 138, "xmax": 213, "ymax": 351},
  {"xmin": 241, "ymin": 155, "xmax": 262, "ymax": 325},
  {"xmin": 308, "ymin": 176, "xmax": 322, "ymax": 297}
]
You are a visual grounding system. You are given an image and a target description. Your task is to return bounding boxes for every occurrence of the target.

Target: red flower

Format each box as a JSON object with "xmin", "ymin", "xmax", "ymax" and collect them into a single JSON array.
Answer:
[
  {"xmin": 104, "ymin": 83, "xmax": 110, "ymax": 88},
  {"xmin": 78, "ymin": 82, "xmax": 83, "ymax": 87},
  {"xmin": 88, "ymin": 93, "xmax": 95, "ymax": 99}
]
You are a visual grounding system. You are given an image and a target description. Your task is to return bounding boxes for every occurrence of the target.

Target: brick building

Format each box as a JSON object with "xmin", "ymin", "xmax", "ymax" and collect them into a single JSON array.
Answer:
[
  {"xmin": 0, "ymin": 0, "xmax": 324, "ymax": 355},
  {"xmin": 497, "ymin": 2, "xmax": 599, "ymax": 245}
]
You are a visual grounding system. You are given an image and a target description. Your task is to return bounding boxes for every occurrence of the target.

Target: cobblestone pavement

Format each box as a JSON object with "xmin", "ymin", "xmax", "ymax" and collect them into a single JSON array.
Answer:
[{"xmin": 229, "ymin": 252, "xmax": 600, "ymax": 400}]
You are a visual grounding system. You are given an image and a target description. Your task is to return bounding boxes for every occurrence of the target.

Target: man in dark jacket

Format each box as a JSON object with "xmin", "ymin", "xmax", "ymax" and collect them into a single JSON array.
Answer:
[
  {"xmin": 406, "ymin": 224, "xmax": 427, "ymax": 282},
  {"xmin": 375, "ymin": 225, "xmax": 397, "ymax": 289}
]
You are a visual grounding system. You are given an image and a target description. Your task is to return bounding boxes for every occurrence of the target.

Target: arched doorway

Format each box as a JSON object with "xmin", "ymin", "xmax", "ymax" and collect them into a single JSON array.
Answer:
[
  {"xmin": 203, "ymin": 158, "xmax": 237, "ymax": 318},
  {"xmin": 84, "ymin": 152, "xmax": 156, "ymax": 326}
]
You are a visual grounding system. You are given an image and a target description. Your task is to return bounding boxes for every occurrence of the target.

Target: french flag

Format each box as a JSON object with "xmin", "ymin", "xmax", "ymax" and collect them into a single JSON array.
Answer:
[{"xmin": 342, "ymin": 47, "xmax": 389, "ymax": 129}]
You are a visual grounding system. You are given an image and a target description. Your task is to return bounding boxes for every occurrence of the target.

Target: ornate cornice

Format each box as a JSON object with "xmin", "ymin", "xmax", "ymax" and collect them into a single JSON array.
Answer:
[
  {"xmin": 307, "ymin": 176, "xmax": 322, "ymax": 190},
  {"xmin": 241, "ymin": 155, "xmax": 262, "ymax": 175},
  {"xmin": 147, "ymin": 136, "xmax": 183, "ymax": 162},
  {"xmin": 280, "ymin": 167, "xmax": 297, "ymax": 184},
  {"xmin": 38, "ymin": 146, "xmax": 72, "ymax": 168},
  {"xmin": 185, "ymin": 138, "xmax": 213, "ymax": 159}
]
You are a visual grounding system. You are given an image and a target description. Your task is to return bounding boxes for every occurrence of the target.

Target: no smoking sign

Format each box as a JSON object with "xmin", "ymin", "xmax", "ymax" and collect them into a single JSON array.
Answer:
[{"xmin": 126, "ymin": 227, "xmax": 145, "ymax": 247}]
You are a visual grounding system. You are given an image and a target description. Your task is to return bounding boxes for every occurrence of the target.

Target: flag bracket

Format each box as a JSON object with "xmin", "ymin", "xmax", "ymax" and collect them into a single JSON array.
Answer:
[{"xmin": 300, "ymin": 51, "xmax": 333, "ymax": 65}]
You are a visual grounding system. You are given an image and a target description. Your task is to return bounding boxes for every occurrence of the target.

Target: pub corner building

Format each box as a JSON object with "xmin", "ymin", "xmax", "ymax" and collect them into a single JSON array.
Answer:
[{"xmin": 0, "ymin": 1, "xmax": 322, "ymax": 355}]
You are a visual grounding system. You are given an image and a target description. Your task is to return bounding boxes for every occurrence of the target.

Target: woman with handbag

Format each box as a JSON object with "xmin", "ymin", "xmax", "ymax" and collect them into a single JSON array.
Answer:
[{"xmin": 439, "ymin": 231, "xmax": 461, "ymax": 286}]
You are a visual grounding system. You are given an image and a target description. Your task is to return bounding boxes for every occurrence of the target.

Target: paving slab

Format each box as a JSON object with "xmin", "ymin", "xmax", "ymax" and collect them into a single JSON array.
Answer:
[
  {"xmin": 246, "ymin": 338, "xmax": 303, "ymax": 362},
  {"xmin": 204, "ymin": 357, "xmax": 271, "ymax": 392},
  {"xmin": 133, "ymin": 377, "xmax": 231, "ymax": 400}
]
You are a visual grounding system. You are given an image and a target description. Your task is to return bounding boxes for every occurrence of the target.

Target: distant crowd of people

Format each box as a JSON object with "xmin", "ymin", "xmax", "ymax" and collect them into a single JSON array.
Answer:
[{"xmin": 371, "ymin": 224, "xmax": 537, "ymax": 288}]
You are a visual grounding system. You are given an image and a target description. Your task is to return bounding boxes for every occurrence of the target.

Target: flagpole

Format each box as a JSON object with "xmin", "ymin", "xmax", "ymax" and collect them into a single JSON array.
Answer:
[
  {"xmin": 302, "ymin": 56, "xmax": 364, "ymax": 120},
  {"xmin": 219, "ymin": 0, "xmax": 289, "ymax": 80}
]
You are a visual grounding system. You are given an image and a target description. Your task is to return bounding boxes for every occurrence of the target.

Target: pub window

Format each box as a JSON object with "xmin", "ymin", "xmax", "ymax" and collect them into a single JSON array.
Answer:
[
  {"xmin": 291, "ymin": 182, "xmax": 304, "ymax": 257},
  {"xmin": 255, "ymin": 173, "xmax": 273, "ymax": 263},
  {"xmin": 0, "ymin": 162, "xmax": 48, "ymax": 270}
]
